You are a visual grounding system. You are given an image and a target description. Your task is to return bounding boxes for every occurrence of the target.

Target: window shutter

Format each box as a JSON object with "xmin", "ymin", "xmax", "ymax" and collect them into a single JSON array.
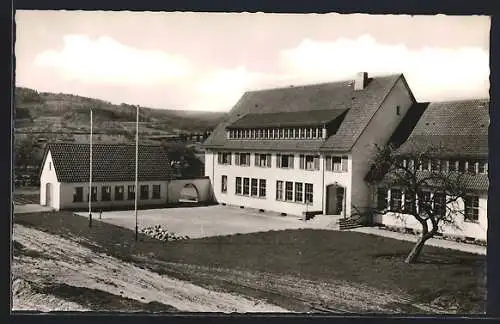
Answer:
[
  {"xmin": 289, "ymin": 155, "xmax": 294, "ymax": 168},
  {"xmin": 277, "ymin": 154, "xmax": 281, "ymax": 168},
  {"xmin": 314, "ymin": 156, "xmax": 320, "ymax": 170},
  {"xmin": 217, "ymin": 153, "xmax": 222, "ymax": 164},
  {"xmin": 235, "ymin": 153, "xmax": 240, "ymax": 166},
  {"xmin": 266, "ymin": 154, "xmax": 272, "ymax": 167},
  {"xmin": 299, "ymin": 155, "xmax": 305, "ymax": 169},
  {"xmin": 341, "ymin": 156, "xmax": 348, "ymax": 172},
  {"xmin": 228, "ymin": 153, "xmax": 232, "ymax": 165},
  {"xmin": 254, "ymin": 153, "xmax": 259, "ymax": 166}
]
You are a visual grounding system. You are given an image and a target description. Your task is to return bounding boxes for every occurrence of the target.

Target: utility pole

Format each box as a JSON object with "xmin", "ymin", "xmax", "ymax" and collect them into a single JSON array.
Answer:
[
  {"xmin": 135, "ymin": 105, "xmax": 139, "ymax": 241},
  {"xmin": 89, "ymin": 108, "xmax": 93, "ymax": 228}
]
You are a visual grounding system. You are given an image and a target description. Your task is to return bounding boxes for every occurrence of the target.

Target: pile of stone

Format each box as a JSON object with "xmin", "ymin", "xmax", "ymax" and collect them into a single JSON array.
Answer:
[{"xmin": 140, "ymin": 225, "xmax": 189, "ymax": 241}]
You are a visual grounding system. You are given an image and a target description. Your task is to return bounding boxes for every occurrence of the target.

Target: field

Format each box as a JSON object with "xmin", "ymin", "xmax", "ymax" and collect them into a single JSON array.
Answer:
[{"xmin": 13, "ymin": 209, "xmax": 486, "ymax": 314}]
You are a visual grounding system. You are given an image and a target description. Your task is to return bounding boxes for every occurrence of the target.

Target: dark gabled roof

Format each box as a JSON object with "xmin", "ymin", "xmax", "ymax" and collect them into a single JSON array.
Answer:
[
  {"xmin": 377, "ymin": 170, "xmax": 489, "ymax": 192},
  {"xmin": 396, "ymin": 99, "xmax": 489, "ymax": 158},
  {"xmin": 43, "ymin": 143, "xmax": 173, "ymax": 183},
  {"xmin": 227, "ymin": 109, "xmax": 348, "ymax": 129},
  {"xmin": 203, "ymin": 74, "xmax": 410, "ymax": 152}
]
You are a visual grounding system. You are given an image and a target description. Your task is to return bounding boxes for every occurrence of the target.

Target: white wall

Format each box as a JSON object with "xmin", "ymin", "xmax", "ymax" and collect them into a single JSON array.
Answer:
[
  {"xmin": 206, "ymin": 151, "xmax": 352, "ymax": 216},
  {"xmin": 167, "ymin": 178, "xmax": 213, "ymax": 203},
  {"xmin": 39, "ymin": 151, "xmax": 61, "ymax": 210},
  {"xmin": 351, "ymin": 77, "xmax": 415, "ymax": 214},
  {"xmin": 59, "ymin": 180, "xmax": 168, "ymax": 210},
  {"xmin": 374, "ymin": 194, "xmax": 488, "ymax": 241}
]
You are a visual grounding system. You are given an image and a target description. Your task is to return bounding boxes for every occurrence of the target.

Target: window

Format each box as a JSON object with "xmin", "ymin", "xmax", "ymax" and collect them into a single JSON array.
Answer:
[
  {"xmin": 430, "ymin": 159, "xmax": 440, "ymax": 172},
  {"xmin": 243, "ymin": 178, "xmax": 250, "ymax": 195},
  {"xmin": 152, "ymin": 184, "xmax": 161, "ymax": 199},
  {"xmin": 396, "ymin": 105, "xmax": 401, "ymax": 115},
  {"xmin": 458, "ymin": 160, "xmax": 466, "ymax": 172},
  {"xmin": 304, "ymin": 183, "xmax": 313, "ymax": 204},
  {"xmin": 333, "ymin": 157, "xmax": 342, "ymax": 172},
  {"xmin": 277, "ymin": 154, "xmax": 294, "ymax": 169},
  {"xmin": 235, "ymin": 177, "xmax": 242, "ymax": 194},
  {"xmin": 377, "ymin": 187, "xmax": 388, "ymax": 210},
  {"xmin": 433, "ymin": 192, "xmax": 446, "ymax": 217},
  {"xmin": 300, "ymin": 155, "xmax": 320, "ymax": 170},
  {"xmin": 389, "ymin": 189, "xmax": 402, "ymax": 212},
  {"xmin": 306, "ymin": 128, "xmax": 312, "ymax": 139},
  {"xmin": 73, "ymin": 187, "xmax": 83, "ymax": 202},
  {"xmin": 284, "ymin": 128, "xmax": 290, "ymax": 139},
  {"xmin": 295, "ymin": 182, "xmax": 303, "ymax": 202},
  {"xmin": 127, "ymin": 185, "xmax": 135, "ymax": 200},
  {"xmin": 235, "ymin": 153, "xmax": 250, "ymax": 166},
  {"xmin": 255, "ymin": 153, "xmax": 271, "ymax": 167},
  {"xmin": 403, "ymin": 191, "xmax": 416, "ymax": 214},
  {"xmin": 467, "ymin": 161, "xmax": 477, "ymax": 174},
  {"xmin": 464, "ymin": 196, "xmax": 479, "ymax": 222},
  {"xmin": 140, "ymin": 185, "xmax": 149, "ymax": 200},
  {"xmin": 49, "ymin": 162, "xmax": 52, "ymax": 170},
  {"xmin": 217, "ymin": 152, "xmax": 231, "ymax": 165},
  {"xmin": 259, "ymin": 179, "xmax": 266, "ymax": 198},
  {"xmin": 420, "ymin": 159, "xmax": 430, "ymax": 171},
  {"xmin": 221, "ymin": 176, "xmax": 228, "ymax": 193},
  {"xmin": 439, "ymin": 160, "xmax": 448, "ymax": 172},
  {"xmin": 298, "ymin": 128, "xmax": 303, "ymax": 138},
  {"xmin": 276, "ymin": 180, "xmax": 284, "ymax": 200},
  {"xmin": 478, "ymin": 161, "xmax": 487, "ymax": 174},
  {"xmin": 102, "ymin": 186, "xmax": 111, "ymax": 201},
  {"xmin": 285, "ymin": 181, "xmax": 293, "ymax": 201},
  {"xmin": 448, "ymin": 160, "xmax": 457, "ymax": 172},
  {"xmin": 251, "ymin": 178, "xmax": 258, "ymax": 196},
  {"xmin": 418, "ymin": 191, "xmax": 432, "ymax": 216},
  {"xmin": 88, "ymin": 186, "xmax": 98, "ymax": 202},
  {"xmin": 115, "ymin": 186, "xmax": 124, "ymax": 200}
]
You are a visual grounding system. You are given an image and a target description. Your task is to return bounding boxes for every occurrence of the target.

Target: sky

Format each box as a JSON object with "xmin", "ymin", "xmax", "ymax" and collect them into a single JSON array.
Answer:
[{"xmin": 15, "ymin": 11, "xmax": 490, "ymax": 112}]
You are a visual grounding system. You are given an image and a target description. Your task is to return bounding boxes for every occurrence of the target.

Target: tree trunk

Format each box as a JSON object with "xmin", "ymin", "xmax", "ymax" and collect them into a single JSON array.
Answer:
[{"xmin": 405, "ymin": 234, "xmax": 432, "ymax": 264}]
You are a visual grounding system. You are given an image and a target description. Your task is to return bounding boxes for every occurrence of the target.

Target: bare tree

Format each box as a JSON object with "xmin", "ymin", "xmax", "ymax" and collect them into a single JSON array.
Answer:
[{"xmin": 366, "ymin": 144, "xmax": 469, "ymax": 264}]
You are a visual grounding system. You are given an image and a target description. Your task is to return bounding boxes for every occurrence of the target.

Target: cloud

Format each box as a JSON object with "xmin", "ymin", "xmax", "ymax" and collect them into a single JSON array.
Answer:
[
  {"xmin": 33, "ymin": 35, "xmax": 193, "ymax": 85},
  {"xmin": 279, "ymin": 34, "xmax": 489, "ymax": 100}
]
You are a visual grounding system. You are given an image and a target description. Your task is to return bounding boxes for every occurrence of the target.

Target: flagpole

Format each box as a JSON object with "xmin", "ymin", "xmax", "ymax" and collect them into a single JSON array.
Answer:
[
  {"xmin": 89, "ymin": 108, "xmax": 93, "ymax": 228},
  {"xmin": 135, "ymin": 105, "xmax": 139, "ymax": 241}
]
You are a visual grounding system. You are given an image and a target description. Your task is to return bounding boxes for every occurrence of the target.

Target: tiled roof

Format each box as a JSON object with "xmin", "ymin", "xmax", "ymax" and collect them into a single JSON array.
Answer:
[
  {"xmin": 396, "ymin": 99, "xmax": 489, "ymax": 158},
  {"xmin": 44, "ymin": 143, "xmax": 173, "ymax": 183},
  {"xmin": 378, "ymin": 170, "xmax": 489, "ymax": 192},
  {"xmin": 227, "ymin": 109, "xmax": 348, "ymax": 128},
  {"xmin": 203, "ymin": 74, "xmax": 407, "ymax": 152}
]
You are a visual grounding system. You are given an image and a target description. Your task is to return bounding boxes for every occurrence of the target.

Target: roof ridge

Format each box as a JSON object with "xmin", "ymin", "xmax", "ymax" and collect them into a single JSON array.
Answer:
[
  {"xmin": 427, "ymin": 98, "xmax": 489, "ymax": 105},
  {"xmin": 244, "ymin": 73, "xmax": 402, "ymax": 94}
]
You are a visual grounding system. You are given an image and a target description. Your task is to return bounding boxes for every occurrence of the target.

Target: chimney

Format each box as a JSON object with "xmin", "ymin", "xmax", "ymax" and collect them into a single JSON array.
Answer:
[{"xmin": 354, "ymin": 72, "xmax": 368, "ymax": 90}]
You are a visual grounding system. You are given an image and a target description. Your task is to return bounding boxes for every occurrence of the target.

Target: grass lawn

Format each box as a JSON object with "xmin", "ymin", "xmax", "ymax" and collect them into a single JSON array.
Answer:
[{"xmin": 14, "ymin": 211, "xmax": 486, "ymax": 313}]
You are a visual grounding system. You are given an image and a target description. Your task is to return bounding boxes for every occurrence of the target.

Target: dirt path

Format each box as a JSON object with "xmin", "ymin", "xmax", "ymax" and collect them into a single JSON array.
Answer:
[{"xmin": 12, "ymin": 224, "xmax": 288, "ymax": 313}]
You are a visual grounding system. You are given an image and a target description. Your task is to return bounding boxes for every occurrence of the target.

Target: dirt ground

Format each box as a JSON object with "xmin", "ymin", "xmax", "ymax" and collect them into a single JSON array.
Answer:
[
  {"xmin": 12, "ymin": 224, "xmax": 288, "ymax": 313},
  {"xmin": 75, "ymin": 205, "xmax": 337, "ymax": 239}
]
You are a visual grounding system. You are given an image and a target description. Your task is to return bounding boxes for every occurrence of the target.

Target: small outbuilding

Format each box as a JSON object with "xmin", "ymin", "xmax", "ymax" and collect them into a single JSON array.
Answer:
[{"xmin": 39, "ymin": 143, "xmax": 176, "ymax": 211}]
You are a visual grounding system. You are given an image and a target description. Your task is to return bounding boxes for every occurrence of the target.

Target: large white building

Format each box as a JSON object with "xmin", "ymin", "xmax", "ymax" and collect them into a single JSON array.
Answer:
[{"xmin": 203, "ymin": 72, "xmax": 417, "ymax": 218}]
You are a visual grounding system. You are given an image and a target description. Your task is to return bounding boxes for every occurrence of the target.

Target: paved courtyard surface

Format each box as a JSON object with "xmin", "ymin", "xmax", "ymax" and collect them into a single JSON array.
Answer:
[
  {"xmin": 350, "ymin": 227, "xmax": 486, "ymax": 255},
  {"xmin": 76, "ymin": 205, "xmax": 337, "ymax": 239}
]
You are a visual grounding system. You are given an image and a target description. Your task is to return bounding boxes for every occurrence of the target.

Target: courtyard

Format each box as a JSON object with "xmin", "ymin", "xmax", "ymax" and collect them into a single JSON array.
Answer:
[{"xmin": 75, "ymin": 205, "xmax": 336, "ymax": 239}]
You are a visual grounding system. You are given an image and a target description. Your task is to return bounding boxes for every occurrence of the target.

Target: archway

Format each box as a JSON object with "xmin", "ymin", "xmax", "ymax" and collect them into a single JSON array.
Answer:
[
  {"xmin": 178, "ymin": 183, "xmax": 200, "ymax": 203},
  {"xmin": 45, "ymin": 183, "xmax": 52, "ymax": 207},
  {"xmin": 326, "ymin": 183, "xmax": 345, "ymax": 215}
]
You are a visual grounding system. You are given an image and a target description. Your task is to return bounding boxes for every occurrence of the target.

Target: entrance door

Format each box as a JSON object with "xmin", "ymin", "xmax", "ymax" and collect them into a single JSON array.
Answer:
[
  {"xmin": 45, "ymin": 183, "xmax": 52, "ymax": 207},
  {"xmin": 326, "ymin": 184, "xmax": 344, "ymax": 215}
]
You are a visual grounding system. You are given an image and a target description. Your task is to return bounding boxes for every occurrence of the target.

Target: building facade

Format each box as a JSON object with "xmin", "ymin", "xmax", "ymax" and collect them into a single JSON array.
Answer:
[
  {"xmin": 39, "ymin": 143, "xmax": 214, "ymax": 211},
  {"xmin": 203, "ymin": 72, "xmax": 417, "ymax": 218},
  {"xmin": 372, "ymin": 99, "xmax": 489, "ymax": 241}
]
